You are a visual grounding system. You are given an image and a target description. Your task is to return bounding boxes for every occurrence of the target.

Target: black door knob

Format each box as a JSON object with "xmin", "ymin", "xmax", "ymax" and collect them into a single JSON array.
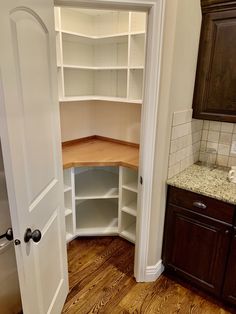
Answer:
[
  {"xmin": 24, "ymin": 228, "xmax": 42, "ymax": 243},
  {"xmin": 0, "ymin": 228, "xmax": 13, "ymax": 241}
]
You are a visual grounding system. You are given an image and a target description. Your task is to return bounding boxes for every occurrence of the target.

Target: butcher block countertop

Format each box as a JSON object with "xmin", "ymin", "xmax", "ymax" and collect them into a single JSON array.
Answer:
[{"xmin": 62, "ymin": 136, "xmax": 139, "ymax": 170}]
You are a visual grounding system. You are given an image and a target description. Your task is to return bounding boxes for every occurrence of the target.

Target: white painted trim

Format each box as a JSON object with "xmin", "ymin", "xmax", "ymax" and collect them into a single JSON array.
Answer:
[
  {"xmin": 55, "ymin": 0, "xmax": 166, "ymax": 282},
  {"xmin": 145, "ymin": 260, "xmax": 164, "ymax": 282},
  {"xmin": 135, "ymin": 0, "xmax": 166, "ymax": 282}
]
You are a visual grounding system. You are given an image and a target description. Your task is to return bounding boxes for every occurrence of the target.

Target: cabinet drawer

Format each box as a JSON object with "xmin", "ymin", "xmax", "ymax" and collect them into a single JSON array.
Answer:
[{"xmin": 168, "ymin": 186, "xmax": 235, "ymax": 224}]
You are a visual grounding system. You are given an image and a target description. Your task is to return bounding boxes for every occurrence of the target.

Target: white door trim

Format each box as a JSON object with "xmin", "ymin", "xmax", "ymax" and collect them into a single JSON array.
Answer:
[{"xmin": 54, "ymin": 0, "xmax": 166, "ymax": 282}]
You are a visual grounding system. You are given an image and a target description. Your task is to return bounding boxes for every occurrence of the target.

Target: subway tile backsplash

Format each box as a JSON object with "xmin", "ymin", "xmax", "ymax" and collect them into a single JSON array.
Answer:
[
  {"xmin": 168, "ymin": 110, "xmax": 236, "ymax": 179},
  {"xmin": 168, "ymin": 109, "xmax": 202, "ymax": 178},
  {"xmin": 199, "ymin": 121, "xmax": 236, "ymax": 167}
]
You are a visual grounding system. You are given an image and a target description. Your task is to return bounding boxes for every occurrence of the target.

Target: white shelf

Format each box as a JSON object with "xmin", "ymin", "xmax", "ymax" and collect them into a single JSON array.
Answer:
[
  {"xmin": 66, "ymin": 233, "xmax": 74, "ymax": 242},
  {"xmin": 64, "ymin": 185, "xmax": 72, "ymax": 193},
  {"xmin": 121, "ymin": 200, "xmax": 137, "ymax": 217},
  {"xmin": 61, "ymin": 30, "xmax": 129, "ymax": 42},
  {"xmin": 122, "ymin": 182, "xmax": 138, "ymax": 193},
  {"xmin": 65, "ymin": 208, "xmax": 72, "ymax": 217},
  {"xmin": 120, "ymin": 223, "xmax": 136, "ymax": 243},
  {"xmin": 59, "ymin": 96, "xmax": 142, "ymax": 104},
  {"xmin": 63, "ymin": 68, "xmax": 127, "ymax": 99},
  {"xmin": 62, "ymin": 166, "xmax": 139, "ymax": 244},
  {"xmin": 55, "ymin": 8, "xmax": 146, "ymax": 103},
  {"xmin": 75, "ymin": 169, "xmax": 119, "ymax": 200},
  {"xmin": 76, "ymin": 199, "xmax": 118, "ymax": 235},
  {"xmin": 63, "ymin": 65, "xmax": 128, "ymax": 70}
]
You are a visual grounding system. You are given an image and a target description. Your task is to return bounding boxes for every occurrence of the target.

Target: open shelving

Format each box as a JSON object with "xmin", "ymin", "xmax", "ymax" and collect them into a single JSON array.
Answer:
[
  {"xmin": 119, "ymin": 167, "xmax": 138, "ymax": 243},
  {"xmin": 75, "ymin": 167, "xmax": 119, "ymax": 200},
  {"xmin": 120, "ymin": 212, "xmax": 136, "ymax": 243},
  {"xmin": 54, "ymin": 7, "xmax": 146, "ymax": 104},
  {"xmin": 76, "ymin": 199, "xmax": 118, "ymax": 236},
  {"xmin": 63, "ymin": 165, "xmax": 138, "ymax": 244},
  {"xmin": 63, "ymin": 168, "xmax": 76, "ymax": 242}
]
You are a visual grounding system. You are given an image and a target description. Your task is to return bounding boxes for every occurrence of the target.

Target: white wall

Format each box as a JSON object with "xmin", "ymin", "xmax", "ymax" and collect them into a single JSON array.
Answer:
[
  {"xmin": 60, "ymin": 100, "xmax": 141, "ymax": 143},
  {"xmin": 147, "ymin": 0, "xmax": 202, "ymax": 265}
]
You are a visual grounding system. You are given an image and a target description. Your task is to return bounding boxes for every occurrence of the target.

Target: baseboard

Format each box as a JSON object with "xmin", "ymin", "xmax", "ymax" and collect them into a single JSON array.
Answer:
[{"xmin": 145, "ymin": 260, "xmax": 165, "ymax": 282}]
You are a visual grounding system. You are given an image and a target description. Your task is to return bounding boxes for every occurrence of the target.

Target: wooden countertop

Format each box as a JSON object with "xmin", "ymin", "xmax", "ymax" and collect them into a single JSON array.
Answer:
[{"xmin": 62, "ymin": 137, "xmax": 139, "ymax": 170}]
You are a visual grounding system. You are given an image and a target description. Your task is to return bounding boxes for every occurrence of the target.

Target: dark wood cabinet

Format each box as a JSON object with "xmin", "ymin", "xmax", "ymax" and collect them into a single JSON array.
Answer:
[
  {"xmin": 193, "ymin": 1, "xmax": 236, "ymax": 122},
  {"xmin": 222, "ymin": 228, "xmax": 236, "ymax": 305},
  {"xmin": 163, "ymin": 186, "xmax": 236, "ymax": 304},
  {"xmin": 163, "ymin": 204, "xmax": 231, "ymax": 295}
]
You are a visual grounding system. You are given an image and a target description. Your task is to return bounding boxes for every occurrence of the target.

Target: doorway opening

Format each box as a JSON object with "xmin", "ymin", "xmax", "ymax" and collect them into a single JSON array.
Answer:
[{"xmin": 54, "ymin": 4, "xmax": 147, "ymax": 281}]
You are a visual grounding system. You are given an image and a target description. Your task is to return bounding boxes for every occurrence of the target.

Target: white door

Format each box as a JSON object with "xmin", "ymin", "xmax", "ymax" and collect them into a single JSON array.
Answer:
[{"xmin": 0, "ymin": 1, "xmax": 69, "ymax": 314}]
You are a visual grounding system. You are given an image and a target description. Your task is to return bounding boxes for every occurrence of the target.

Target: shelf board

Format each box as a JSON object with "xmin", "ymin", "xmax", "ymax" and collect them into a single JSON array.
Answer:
[
  {"xmin": 122, "ymin": 182, "xmax": 138, "ymax": 193},
  {"xmin": 129, "ymin": 66, "xmax": 144, "ymax": 70},
  {"xmin": 63, "ymin": 65, "xmax": 128, "ymax": 70},
  {"xmin": 76, "ymin": 227, "xmax": 118, "ymax": 236},
  {"xmin": 64, "ymin": 185, "xmax": 72, "ymax": 193},
  {"xmin": 61, "ymin": 29, "xmax": 129, "ymax": 42},
  {"xmin": 65, "ymin": 208, "xmax": 72, "ymax": 217},
  {"xmin": 76, "ymin": 199, "xmax": 118, "ymax": 234},
  {"xmin": 121, "ymin": 200, "xmax": 137, "ymax": 217},
  {"xmin": 120, "ymin": 222, "xmax": 136, "ymax": 243},
  {"xmin": 59, "ymin": 96, "xmax": 142, "ymax": 104},
  {"xmin": 75, "ymin": 169, "xmax": 119, "ymax": 200},
  {"xmin": 130, "ymin": 31, "xmax": 146, "ymax": 36},
  {"xmin": 66, "ymin": 232, "xmax": 74, "ymax": 242}
]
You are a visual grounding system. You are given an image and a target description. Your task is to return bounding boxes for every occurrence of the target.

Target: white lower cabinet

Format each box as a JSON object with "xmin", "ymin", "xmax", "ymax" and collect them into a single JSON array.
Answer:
[{"xmin": 63, "ymin": 166, "xmax": 138, "ymax": 243}]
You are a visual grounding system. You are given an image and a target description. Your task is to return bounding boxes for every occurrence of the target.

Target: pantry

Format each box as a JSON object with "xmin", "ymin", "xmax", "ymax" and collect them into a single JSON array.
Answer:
[{"xmin": 54, "ymin": 7, "xmax": 147, "ymax": 245}]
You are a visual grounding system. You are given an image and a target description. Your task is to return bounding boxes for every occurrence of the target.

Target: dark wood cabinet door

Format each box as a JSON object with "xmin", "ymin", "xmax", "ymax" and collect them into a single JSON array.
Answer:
[
  {"xmin": 162, "ymin": 205, "xmax": 231, "ymax": 295},
  {"xmin": 193, "ymin": 6, "xmax": 236, "ymax": 122},
  {"xmin": 222, "ymin": 228, "xmax": 236, "ymax": 305}
]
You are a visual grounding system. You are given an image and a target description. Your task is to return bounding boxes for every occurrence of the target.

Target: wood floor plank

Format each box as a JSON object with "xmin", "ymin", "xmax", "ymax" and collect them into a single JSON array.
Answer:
[{"xmin": 63, "ymin": 237, "xmax": 236, "ymax": 314}]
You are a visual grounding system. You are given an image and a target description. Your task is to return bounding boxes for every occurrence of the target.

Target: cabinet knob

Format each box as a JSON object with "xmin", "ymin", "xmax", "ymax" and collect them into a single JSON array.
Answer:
[
  {"xmin": 225, "ymin": 230, "xmax": 230, "ymax": 235},
  {"xmin": 193, "ymin": 201, "xmax": 207, "ymax": 210}
]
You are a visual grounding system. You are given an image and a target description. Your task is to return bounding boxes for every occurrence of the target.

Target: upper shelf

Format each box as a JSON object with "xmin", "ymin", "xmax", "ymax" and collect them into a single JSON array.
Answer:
[
  {"xmin": 55, "ymin": 7, "xmax": 146, "ymax": 104},
  {"xmin": 60, "ymin": 30, "xmax": 145, "ymax": 42}
]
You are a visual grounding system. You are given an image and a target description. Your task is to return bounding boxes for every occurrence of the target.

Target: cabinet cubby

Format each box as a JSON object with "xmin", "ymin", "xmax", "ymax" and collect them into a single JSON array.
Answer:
[
  {"xmin": 63, "ymin": 166, "xmax": 138, "ymax": 243},
  {"xmin": 76, "ymin": 199, "xmax": 118, "ymax": 235},
  {"xmin": 120, "ymin": 212, "xmax": 136, "ymax": 243},
  {"xmin": 121, "ymin": 167, "xmax": 138, "ymax": 193},
  {"xmin": 130, "ymin": 34, "xmax": 145, "ymax": 68},
  {"xmin": 130, "ymin": 12, "xmax": 147, "ymax": 33},
  {"xmin": 63, "ymin": 68, "xmax": 127, "ymax": 99},
  {"xmin": 60, "ymin": 8, "xmax": 129, "ymax": 37},
  {"xmin": 75, "ymin": 167, "xmax": 119, "ymax": 200},
  {"xmin": 121, "ymin": 189, "xmax": 137, "ymax": 217},
  {"xmin": 55, "ymin": 7, "xmax": 146, "ymax": 104},
  {"xmin": 129, "ymin": 69, "xmax": 144, "ymax": 101}
]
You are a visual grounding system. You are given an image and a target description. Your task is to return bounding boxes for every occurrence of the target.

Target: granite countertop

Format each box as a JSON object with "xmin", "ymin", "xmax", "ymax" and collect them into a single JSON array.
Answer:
[{"xmin": 167, "ymin": 164, "xmax": 236, "ymax": 205}]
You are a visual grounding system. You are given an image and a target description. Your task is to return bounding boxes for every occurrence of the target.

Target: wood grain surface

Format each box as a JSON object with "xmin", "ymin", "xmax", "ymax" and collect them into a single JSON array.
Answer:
[
  {"xmin": 62, "ymin": 137, "xmax": 139, "ymax": 170},
  {"xmin": 63, "ymin": 237, "xmax": 236, "ymax": 314}
]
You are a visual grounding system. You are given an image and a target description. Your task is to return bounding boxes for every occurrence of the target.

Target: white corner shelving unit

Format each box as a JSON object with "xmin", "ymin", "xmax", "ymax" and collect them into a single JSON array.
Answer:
[
  {"xmin": 63, "ymin": 168, "xmax": 76, "ymax": 242},
  {"xmin": 54, "ymin": 8, "xmax": 146, "ymax": 104},
  {"xmin": 75, "ymin": 167, "xmax": 119, "ymax": 236},
  {"xmin": 63, "ymin": 166, "xmax": 138, "ymax": 244},
  {"xmin": 119, "ymin": 167, "xmax": 138, "ymax": 243}
]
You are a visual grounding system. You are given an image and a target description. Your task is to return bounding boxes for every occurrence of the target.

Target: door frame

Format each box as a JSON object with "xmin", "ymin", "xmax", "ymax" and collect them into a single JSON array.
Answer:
[{"xmin": 55, "ymin": 0, "xmax": 166, "ymax": 282}]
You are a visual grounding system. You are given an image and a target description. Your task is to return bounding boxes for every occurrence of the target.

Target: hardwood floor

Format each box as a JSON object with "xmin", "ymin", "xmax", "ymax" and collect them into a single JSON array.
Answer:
[{"xmin": 63, "ymin": 237, "xmax": 236, "ymax": 314}]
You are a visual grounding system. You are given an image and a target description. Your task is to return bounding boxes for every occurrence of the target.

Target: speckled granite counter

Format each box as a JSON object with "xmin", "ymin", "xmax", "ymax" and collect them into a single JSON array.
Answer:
[{"xmin": 167, "ymin": 164, "xmax": 236, "ymax": 205}]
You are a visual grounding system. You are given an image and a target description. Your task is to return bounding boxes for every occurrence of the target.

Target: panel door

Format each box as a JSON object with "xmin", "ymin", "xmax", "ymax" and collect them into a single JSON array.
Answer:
[
  {"xmin": 163, "ymin": 205, "xmax": 231, "ymax": 295},
  {"xmin": 0, "ymin": 1, "xmax": 68, "ymax": 313},
  {"xmin": 193, "ymin": 7, "xmax": 236, "ymax": 122}
]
